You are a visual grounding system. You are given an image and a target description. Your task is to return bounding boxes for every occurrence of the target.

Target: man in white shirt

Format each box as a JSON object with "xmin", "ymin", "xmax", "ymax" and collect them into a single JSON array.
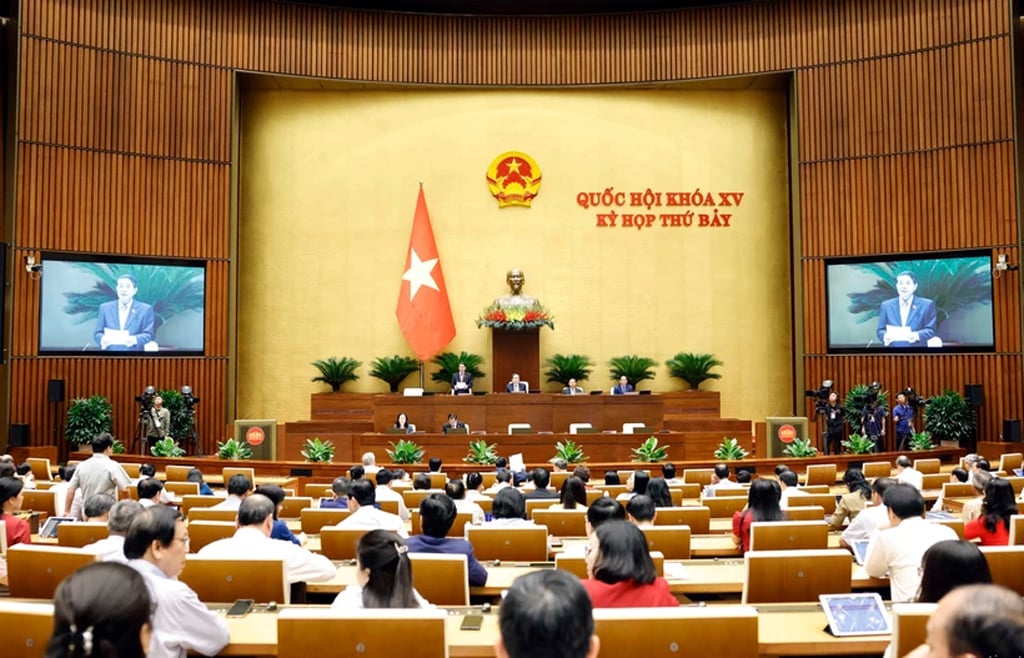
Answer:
[
  {"xmin": 198, "ymin": 494, "xmax": 335, "ymax": 584},
  {"xmin": 65, "ymin": 433, "xmax": 131, "ymax": 520},
  {"xmin": 840, "ymin": 477, "xmax": 896, "ymax": 548},
  {"xmin": 210, "ymin": 474, "xmax": 251, "ymax": 510},
  {"xmin": 82, "ymin": 499, "xmax": 143, "ymax": 563},
  {"xmin": 361, "ymin": 452, "xmax": 380, "ymax": 476},
  {"xmin": 373, "ymin": 469, "xmax": 410, "ymax": 521},
  {"xmin": 864, "ymin": 483, "xmax": 958, "ymax": 602},
  {"xmin": 778, "ymin": 470, "xmax": 810, "ymax": 508},
  {"xmin": 485, "ymin": 469, "xmax": 513, "ymax": 495},
  {"xmin": 702, "ymin": 464, "xmax": 742, "ymax": 499},
  {"xmin": 125, "ymin": 506, "xmax": 229, "ymax": 658},
  {"xmin": 336, "ymin": 478, "xmax": 407, "ymax": 537},
  {"xmin": 446, "ymin": 479, "xmax": 485, "ymax": 525},
  {"xmin": 894, "ymin": 456, "xmax": 924, "ymax": 490}
]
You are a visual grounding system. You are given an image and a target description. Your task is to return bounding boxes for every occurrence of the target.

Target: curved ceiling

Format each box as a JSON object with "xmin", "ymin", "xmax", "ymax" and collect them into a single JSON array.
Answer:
[{"xmin": 275, "ymin": 0, "xmax": 737, "ymax": 16}]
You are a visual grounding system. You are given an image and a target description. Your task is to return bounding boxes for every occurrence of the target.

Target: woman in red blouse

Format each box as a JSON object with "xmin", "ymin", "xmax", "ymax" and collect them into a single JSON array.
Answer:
[
  {"xmin": 582, "ymin": 521, "xmax": 679, "ymax": 608},
  {"xmin": 732, "ymin": 478, "xmax": 786, "ymax": 553},
  {"xmin": 964, "ymin": 478, "xmax": 1018, "ymax": 546},
  {"xmin": 0, "ymin": 476, "xmax": 31, "ymax": 547}
]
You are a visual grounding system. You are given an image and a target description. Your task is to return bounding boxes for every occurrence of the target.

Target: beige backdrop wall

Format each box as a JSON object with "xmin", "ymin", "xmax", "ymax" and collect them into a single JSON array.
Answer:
[{"xmin": 238, "ymin": 87, "xmax": 793, "ymax": 425}]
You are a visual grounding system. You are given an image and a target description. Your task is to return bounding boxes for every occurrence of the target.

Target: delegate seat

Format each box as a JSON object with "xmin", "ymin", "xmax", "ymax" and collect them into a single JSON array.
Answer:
[
  {"xmin": 594, "ymin": 606, "xmax": 758, "ymax": 658},
  {"xmin": 890, "ymin": 603, "xmax": 935, "ymax": 658},
  {"xmin": 277, "ymin": 608, "xmax": 447, "ymax": 658},
  {"xmin": 0, "ymin": 600, "xmax": 55, "ymax": 658},
  {"xmin": 165, "ymin": 465, "xmax": 195, "ymax": 482},
  {"xmin": 164, "ymin": 481, "xmax": 200, "ymax": 497},
  {"xmin": 703, "ymin": 496, "xmax": 747, "ymax": 519},
  {"xmin": 466, "ymin": 526, "xmax": 548, "ymax": 562},
  {"xmin": 300, "ymin": 508, "xmax": 349, "ymax": 534},
  {"xmin": 913, "ymin": 458, "xmax": 940, "ymax": 475},
  {"xmin": 639, "ymin": 525, "xmax": 691, "ymax": 559},
  {"xmin": 804, "ymin": 464, "xmax": 837, "ymax": 487},
  {"xmin": 653, "ymin": 506, "xmax": 710, "ymax": 534},
  {"xmin": 532, "ymin": 509, "xmax": 587, "ymax": 537},
  {"xmin": 409, "ymin": 553, "xmax": 469, "ymax": 605},
  {"xmin": 179, "ymin": 556, "xmax": 288, "ymax": 603},
  {"xmin": 980, "ymin": 546, "xmax": 1024, "ymax": 596},
  {"xmin": 186, "ymin": 520, "xmax": 237, "ymax": 552},
  {"xmin": 862, "ymin": 461, "xmax": 892, "ymax": 479},
  {"xmin": 749, "ymin": 521, "xmax": 828, "ymax": 551},
  {"xmin": 742, "ymin": 549, "xmax": 852, "ymax": 604},
  {"xmin": 56, "ymin": 522, "xmax": 109, "ymax": 548},
  {"xmin": 187, "ymin": 507, "xmax": 239, "ymax": 523},
  {"xmin": 6, "ymin": 545, "xmax": 98, "ymax": 599}
]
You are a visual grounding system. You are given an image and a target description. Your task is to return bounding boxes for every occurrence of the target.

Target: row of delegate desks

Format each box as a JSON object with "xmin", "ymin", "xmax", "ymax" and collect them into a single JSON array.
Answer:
[{"xmin": 218, "ymin": 602, "xmax": 892, "ymax": 658}]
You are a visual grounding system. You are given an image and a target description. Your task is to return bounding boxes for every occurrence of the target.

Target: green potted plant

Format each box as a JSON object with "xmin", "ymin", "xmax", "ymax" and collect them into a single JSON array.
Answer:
[
  {"xmin": 714, "ymin": 437, "xmax": 749, "ymax": 460},
  {"xmin": 155, "ymin": 389, "xmax": 193, "ymax": 441},
  {"xmin": 924, "ymin": 391, "xmax": 975, "ymax": 446},
  {"xmin": 369, "ymin": 355, "xmax": 421, "ymax": 393},
  {"xmin": 387, "ymin": 439, "xmax": 425, "ymax": 464},
  {"xmin": 112, "ymin": 439, "xmax": 127, "ymax": 454},
  {"xmin": 841, "ymin": 433, "xmax": 876, "ymax": 455},
  {"xmin": 843, "ymin": 384, "xmax": 889, "ymax": 436},
  {"xmin": 463, "ymin": 439, "xmax": 499, "ymax": 465},
  {"xmin": 64, "ymin": 396, "xmax": 114, "ymax": 446},
  {"xmin": 543, "ymin": 354, "xmax": 594, "ymax": 387},
  {"xmin": 782, "ymin": 437, "xmax": 818, "ymax": 458},
  {"xmin": 431, "ymin": 352, "xmax": 485, "ymax": 391},
  {"xmin": 631, "ymin": 436, "xmax": 669, "ymax": 463},
  {"xmin": 150, "ymin": 437, "xmax": 185, "ymax": 458},
  {"xmin": 908, "ymin": 431, "xmax": 935, "ymax": 451},
  {"xmin": 609, "ymin": 355, "xmax": 657, "ymax": 389},
  {"xmin": 216, "ymin": 438, "xmax": 253, "ymax": 460},
  {"xmin": 665, "ymin": 352, "xmax": 723, "ymax": 391},
  {"xmin": 301, "ymin": 437, "xmax": 335, "ymax": 463},
  {"xmin": 553, "ymin": 439, "xmax": 587, "ymax": 464},
  {"xmin": 311, "ymin": 356, "xmax": 362, "ymax": 392}
]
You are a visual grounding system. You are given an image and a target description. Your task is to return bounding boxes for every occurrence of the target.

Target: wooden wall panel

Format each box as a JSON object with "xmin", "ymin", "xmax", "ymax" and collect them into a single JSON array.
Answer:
[
  {"xmin": 9, "ymin": 0, "xmax": 1021, "ymax": 454},
  {"xmin": 8, "ymin": 357, "xmax": 228, "ymax": 455}
]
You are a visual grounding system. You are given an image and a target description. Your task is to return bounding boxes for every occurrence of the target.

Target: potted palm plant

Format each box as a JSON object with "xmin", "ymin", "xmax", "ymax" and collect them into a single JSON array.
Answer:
[
  {"xmin": 924, "ymin": 391, "xmax": 975, "ymax": 446},
  {"xmin": 216, "ymin": 438, "xmax": 253, "ymax": 460},
  {"xmin": 311, "ymin": 356, "xmax": 362, "ymax": 392},
  {"xmin": 609, "ymin": 355, "xmax": 657, "ymax": 390},
  {"xmin": 463, "ymin": 439, "xmax": 499, "ymax": 465},
  {"xmin": 782, "ymin": 437, "xmax": 818, "ymax": 458},
  {"xmin": 369, "ymin": 355, "xmax": 421, "ymax": 393},
  {"xmin": 631, "ymin": 436, "xmax": 669, "ymax": 463},
  {"xmin": 552, "ymin": 439, "xmax": 587, "ymax": 464},
  {"xmin": 64, "ymin": 396, "xmax": 114, "ymax": 447},
  {"xmin": 387, "ymin": 439, "xmax": 425, "ymax": 465},
  {"xmin": 543, "ymin": 353, "xmax": 594, "ymax": 388},
  {"xmin": 301, "ymin": 437, "xmax": 335, "ymax": 463},
  {"xmin": 431, "ymin": 351, "xmax": 485, "ymax": 391},
  {"xmin": 665, "ymin": 352, "xmax": 723, "ymax": 391},
  {"xmin": 714, "ymin": 437, "xmax": 748, "ymax": 461}
]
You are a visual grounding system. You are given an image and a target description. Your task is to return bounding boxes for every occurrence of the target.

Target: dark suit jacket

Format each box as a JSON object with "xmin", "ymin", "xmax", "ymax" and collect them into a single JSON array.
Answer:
[
  {"xmin": 404, "ymin": 534, "xmax": 489, "ymax": 586},
  {"xmin": 441, "ymin": 421, "xmax": 468, "ymax": 434},
  {"xmin": 562, "ymin": 386, "xmax": 585, "ymax": 395},
  {"xmin": 875, "ymin": 296, "xmax": 937, "ymax": 346},
  {"xmin": 522, "ymin": 488, "xmax": 559, "ymax": 500},
  {"xmin": 93, "ymin": 299, "xmax": 156, "ymax": 350},
  {"xmin": 505, "ymin": 382, "xmax": 527, "ymax": 393},
  {"xmin": 451, "ymin": 372, "xmax": 473, "ymax": 394},
  {"xmin": 612, "ymin": 383, "xmax": 634, "ymax": 395}
]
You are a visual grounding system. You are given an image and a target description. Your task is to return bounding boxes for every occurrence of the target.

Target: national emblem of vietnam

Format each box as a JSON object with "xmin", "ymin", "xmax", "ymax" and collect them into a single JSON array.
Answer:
[{"xmin": 486, "ymin": 152, "xmax": 542, "ymax": 208}]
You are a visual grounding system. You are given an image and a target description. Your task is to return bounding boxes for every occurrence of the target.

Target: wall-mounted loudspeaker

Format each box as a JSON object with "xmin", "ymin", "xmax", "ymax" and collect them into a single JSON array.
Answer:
[
  {"xmin": 9, "ymin": 423, "xmax": 29, "ymax": 447},
  {"xmin": 1003, "ymin": 419, "xmax": 1021, "ymax": 444},
  {"xmin": 48, "ymin": 379, "xmax": 65, "ymax": 403},
  {"xmin": 964, "ymin": 384, "xmax": 984, "ymax": 407}
]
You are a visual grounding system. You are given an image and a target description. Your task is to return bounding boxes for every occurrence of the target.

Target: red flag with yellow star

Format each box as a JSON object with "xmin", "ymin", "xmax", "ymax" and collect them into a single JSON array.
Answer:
[{"xmin": 396, "ymin": 186, "xmax": 456, "ymax": 361}]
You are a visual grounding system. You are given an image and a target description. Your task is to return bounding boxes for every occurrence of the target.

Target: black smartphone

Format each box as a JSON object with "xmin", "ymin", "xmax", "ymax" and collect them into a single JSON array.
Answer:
[
  {"xmin": 226, "ymin": 599, "xmax": 255, "ymax": 618},
  {"xmin": 460, "ymin": 614, "xmax": 484, "ymax": 631}
]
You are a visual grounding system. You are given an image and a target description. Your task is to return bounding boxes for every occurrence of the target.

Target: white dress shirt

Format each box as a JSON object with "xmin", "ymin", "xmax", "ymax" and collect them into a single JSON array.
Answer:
[
  {"xmin": 128, "ymin": 559, "xmax": 230, "ymax": 658},
  {"xmin": 840, "ymin": 503, "xmax": 889, "ymax": 545},
  {"xmin": 197, "ymin": 526, "xmax": 335, "ymax": 583},
  {"xmin": 210, "ymin": 495, "xmax": 243, "ymax": 511},
  {"xmin": 337, "ymin": 505, "xmax": 408, "ymax": 537},
  {"xmin": 896, "ymin": 467, "xmax": 924, "ymax": 491},
  {"xmin": 375, "ymin": 485, "xmax": 411, "ymax": 521},
  {"xmin": 780, "ymin": 486, "xmax": 810, "ymax": 509},
  {"xmin": 81, "ymin": 534, "xmax": 127, "ymax": 563},
  {"xmin": 453, "ymin": 498, "xmax": 486, "ymax": 525},
  {"xmin": 864, "ymin": 516, "xmax": 958, "ymax": 602},
  {"xmin": 702, "ymin": 478, "xmax": 743, "ymax": 499}
]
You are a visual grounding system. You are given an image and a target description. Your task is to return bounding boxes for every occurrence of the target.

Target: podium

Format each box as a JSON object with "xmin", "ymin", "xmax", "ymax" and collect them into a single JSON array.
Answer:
[{"xmin": 491, "ymin": 328, "xmax": 540, "ymax": 393}]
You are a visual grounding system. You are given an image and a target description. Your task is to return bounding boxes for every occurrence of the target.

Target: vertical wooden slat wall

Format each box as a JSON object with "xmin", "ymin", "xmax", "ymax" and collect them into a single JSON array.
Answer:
[{"xmin": 11, "ymin": 0, "xmax": 1019, "ymax": 448}]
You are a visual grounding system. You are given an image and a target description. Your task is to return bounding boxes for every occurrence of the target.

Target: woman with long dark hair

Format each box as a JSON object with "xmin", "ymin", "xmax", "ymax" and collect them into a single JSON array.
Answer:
[
  {"xmin": 916, "ymin": 539, "xmax": 992, "ymax": 602},
  {"xmin": 964, "ymin": 478, "xmax": 1018, "ymax": 546},
  {"xmin": 331, "ymin": 529, "xmax": 432, "ymax": 609},
  {"xmin": 644, "ymin": 477, "xmax": 673, "ymax": 508},
  {"xmin": 551, "ymin": 476, "xmax": 587, "ymax": 510},
  {"xmin": 829, "ymin": 468, "xmax": 872, "ymax": 530},
  {"xmin": 582, "ymin": 521, "xmax": 678, "ymax": 607},
  {"xmin": 46, "ymin": 562, "xmax": 153, "ymax": 658},
  {"xmin": 731, "ymin": 478, "xmax": 786, "ymax": 553}
]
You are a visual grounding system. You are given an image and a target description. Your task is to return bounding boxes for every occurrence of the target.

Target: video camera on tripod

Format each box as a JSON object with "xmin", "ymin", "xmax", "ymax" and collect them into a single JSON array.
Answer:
[
  {"xmin": 804, "ymin": 380, "xmax": 834, "ymax": 416},
  {"xmin": 852, "ymin": 381, "xmax": 883, "ymax": 410},
  {"xmin": 900, "ymin": 386, "xmax": 931, "ymax": 409},
  {"xmin": 181, "ymin": 385, "xmax": 200, "ymax": 414},
  {"xmin": 135, "ymin": 385, "xmax": 157, "ymax": 414}
]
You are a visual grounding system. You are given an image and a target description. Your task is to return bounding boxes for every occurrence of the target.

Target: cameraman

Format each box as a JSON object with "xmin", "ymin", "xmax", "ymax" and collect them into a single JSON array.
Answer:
[
  {"xmin": 892, "ymin": 392, "xmax": 914, "ymax": 451},
  {"xmin": 146, "ymin": 395, "xmax": 171, "ymax": 444},
  {"xmin": 824, "ymin": 392, "xmax": 845, "ymax": 455},
  {"xmin": 862, "ymin": 398, "xmax": 886, "ymax": 452}
]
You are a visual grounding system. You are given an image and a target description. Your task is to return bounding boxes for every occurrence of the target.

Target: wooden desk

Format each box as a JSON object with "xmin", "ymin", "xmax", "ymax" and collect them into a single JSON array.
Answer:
[
  {"xmin": 220, "ymin": 603, "xmax": 891, "ymax": 658},
  {"xmin": 305, "ymin": 559, "xmax": 885, "ymax": 597}
]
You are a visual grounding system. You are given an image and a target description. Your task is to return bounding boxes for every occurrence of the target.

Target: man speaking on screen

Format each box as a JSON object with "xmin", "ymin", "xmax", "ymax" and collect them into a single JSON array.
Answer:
[
  {"xmin": 875, "ymin": 271, "xmax": 937, "ymax": 347},
  {"xmin": 93, "ymin": 274, "xmax": 156, "ymax": 351}
]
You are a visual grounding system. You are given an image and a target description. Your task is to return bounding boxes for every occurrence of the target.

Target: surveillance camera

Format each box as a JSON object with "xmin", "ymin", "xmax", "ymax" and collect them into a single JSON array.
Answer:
[{"xmin": 28, "ymin": 264, "xmax": 41, "ymax": 273}]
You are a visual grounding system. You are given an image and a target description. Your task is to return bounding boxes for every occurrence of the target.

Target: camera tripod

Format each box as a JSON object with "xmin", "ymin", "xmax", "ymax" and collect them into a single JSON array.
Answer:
[
  {"xmin": 180, "ymin": 409, "xmax": 204, "ymax": 456},
  {"xmin": 131, "ymin": 407, "xmax": 152, "ymax": 455}
]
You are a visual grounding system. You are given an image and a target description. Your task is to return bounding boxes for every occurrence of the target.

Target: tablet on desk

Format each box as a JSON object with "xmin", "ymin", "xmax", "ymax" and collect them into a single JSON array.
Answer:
[
  {"xmin": 851, "ymin": 539, "xmax": 871, "ymax": 566},
  {"xmin": 39, "ymin": 516, "xmax": 77, "ymax": 538},
  {"xmin": 819, "ymin": 593, "xmax": 891, "ymax": 637}
]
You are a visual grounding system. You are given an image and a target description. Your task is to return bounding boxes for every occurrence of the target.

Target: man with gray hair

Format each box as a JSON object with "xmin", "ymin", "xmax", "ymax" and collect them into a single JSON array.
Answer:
[
  {"xmin": 906, "ymin": 584, "xmax": 1024, "ymax": 658},
  {"xmin": 83, "ymin": 493, "xmax": 117, "ymax": 522},
  {"xmin": 198, "ymin": 494, "xmax": 335, "ymax": 584},
  {"xmin": 361, "ymin": 451, "xmax": 380, "ymax": 475},
  {"xmin": 82, "ymin": 499, "xmax": 143, "ymax": 562}
]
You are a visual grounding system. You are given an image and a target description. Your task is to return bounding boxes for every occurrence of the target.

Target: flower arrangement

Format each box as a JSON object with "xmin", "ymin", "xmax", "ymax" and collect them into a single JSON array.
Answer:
[{"xmin": 476, "ymin": 302, "xmax": 555, "ymax": 331}]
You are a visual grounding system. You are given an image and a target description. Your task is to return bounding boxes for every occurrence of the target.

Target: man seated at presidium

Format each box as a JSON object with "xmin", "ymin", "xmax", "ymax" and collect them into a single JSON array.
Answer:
[
  {"xmin": 563, "ymin": 378, "xmax": 585, "ymax": 395},
  {"xmin": 876, "ymin": 270, "xmax": 937, "ymax": 347},
  {"xmin": 442, "ymin": 412, "xmax": 467, "ymax": 434},
  {"xmin": 506, "ymin": 373, "xmax": 528, "ymax": 393},
  {"xmin": 612, "ymin": 375, "xmax": 634, "ymax": 395},
  {"xmin": 451, "ymin": 362, "xmax": 473, "ymax": 395},
  {"xmin": 94, "ymin": 274, "xmax": 156, "ymax": 351}
]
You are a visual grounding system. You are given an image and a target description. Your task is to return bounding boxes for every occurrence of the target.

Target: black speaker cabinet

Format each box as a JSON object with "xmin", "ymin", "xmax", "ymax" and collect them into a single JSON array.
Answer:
[
  {"xmin": 47, "ymin": 379, "xmax": 65, "ymax": 403},
  {"xmin": 964, "ymin": 384, "xmax": 984, "ymax": 407},
  {"xmin": 9, "ymin": 423, "xmax": 29, "ymax": 447},
  {"xmin": 1004, "ymin": 419, "xmax": 1021, "ymax": 443}
]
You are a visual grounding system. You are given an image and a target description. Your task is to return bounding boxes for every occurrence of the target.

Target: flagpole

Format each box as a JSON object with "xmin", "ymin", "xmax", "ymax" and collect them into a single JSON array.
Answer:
[{"xmin": 418, "ymin": 361, "xmax": 425, "ymax": 389}]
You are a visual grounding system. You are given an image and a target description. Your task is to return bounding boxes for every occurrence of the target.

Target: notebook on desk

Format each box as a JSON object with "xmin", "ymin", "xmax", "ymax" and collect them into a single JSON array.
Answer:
[{"xmin": 819, "ymin": 593, "xmax": 891, "ymax": 636}]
